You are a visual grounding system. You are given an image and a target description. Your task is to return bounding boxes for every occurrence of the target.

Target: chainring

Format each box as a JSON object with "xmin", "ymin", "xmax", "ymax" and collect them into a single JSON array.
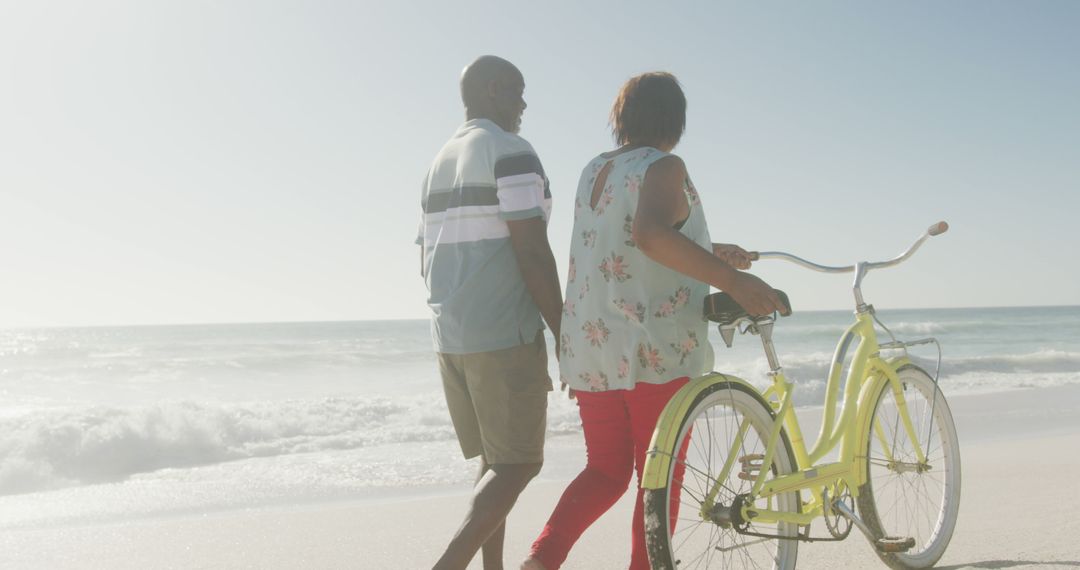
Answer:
[{"xmin": 824, "ymin": 482, "xmax": 854, "ymax": 539}]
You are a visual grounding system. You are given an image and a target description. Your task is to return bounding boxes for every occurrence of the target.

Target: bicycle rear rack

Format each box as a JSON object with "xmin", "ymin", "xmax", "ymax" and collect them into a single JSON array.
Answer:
[{"xmin": 872, "ymin": 309, "xmax": 943, "ymax": 383}]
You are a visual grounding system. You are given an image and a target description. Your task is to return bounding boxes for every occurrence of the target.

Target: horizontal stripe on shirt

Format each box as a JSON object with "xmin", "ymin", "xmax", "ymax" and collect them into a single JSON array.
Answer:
[
  {"xmin": 497, "ymin": 172, "xmax": 548, "ymax": 214},
  {"xmin": 423, "ymin": 185, "xmax": 498, "ymax": 214},
  {"xmin": 422, "ymin": 206, "xmax": 510, "ymax": 245},
  {"xmin": 494, "ymin": 152, "xmax": 546, "ymax": 179}
]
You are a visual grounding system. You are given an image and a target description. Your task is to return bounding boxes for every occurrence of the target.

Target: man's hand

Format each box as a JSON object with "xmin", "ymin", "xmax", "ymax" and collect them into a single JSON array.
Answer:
[
  {"xmin": 727, "ymin": 272, "xmax": 789, "ymax": 316},
  {"xmin": 713, "ymin": 243, "xmax": 754, "ymax": 270},
  {"xmin": 553, "ymin": 337, "xmax": 573, "ymax": 398},
  {"xmin": 507, "ymin": 216, "xmax": 563, "ymax": 354}
]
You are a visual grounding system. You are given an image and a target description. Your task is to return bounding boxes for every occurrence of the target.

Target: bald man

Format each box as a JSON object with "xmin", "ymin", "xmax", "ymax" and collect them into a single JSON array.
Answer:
[{"xmin": 417, "ymin": 56, "xmax": 563, "ymax": 570}]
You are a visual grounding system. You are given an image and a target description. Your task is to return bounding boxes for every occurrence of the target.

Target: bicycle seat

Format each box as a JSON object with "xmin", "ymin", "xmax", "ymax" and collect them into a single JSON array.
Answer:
[{"xmin": 704, "ymin": 290, "xmax": 792, "ymax": 325}]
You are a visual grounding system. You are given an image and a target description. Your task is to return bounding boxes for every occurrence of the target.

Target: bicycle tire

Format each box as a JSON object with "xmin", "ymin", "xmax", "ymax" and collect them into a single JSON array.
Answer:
[
  {"xmin": 644, "ymin": 380, "xmax": 800, "ymax": 570},
  {"xmin": 856, "ymin": 364, "xmax": 961, "ymax": 569}
]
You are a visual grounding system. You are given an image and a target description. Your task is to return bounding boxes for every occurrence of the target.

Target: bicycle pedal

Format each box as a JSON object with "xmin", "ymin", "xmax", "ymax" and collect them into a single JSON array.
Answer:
[
  {"xmin": 737, "ymin": 454, "xmax": 765, "ymax": 481},
  {"xmin": 875, "ymin": 536, "xmax": 916, "ymax": 553}
]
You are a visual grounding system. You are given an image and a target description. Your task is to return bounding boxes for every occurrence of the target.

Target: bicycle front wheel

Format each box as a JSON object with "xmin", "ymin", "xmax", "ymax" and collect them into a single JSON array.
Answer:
[
  {"xmin": 643, "ymin": 380, "xmax": 799, "ymax": 570},
  {"xmin": 857, "ymin": 364, "xmax": 961, "ymax": 569}
]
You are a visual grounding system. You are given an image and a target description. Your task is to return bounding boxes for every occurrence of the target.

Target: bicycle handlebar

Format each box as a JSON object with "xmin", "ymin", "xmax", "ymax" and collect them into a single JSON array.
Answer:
[
  {"xmin": 751, "ymin": 251, "xmax": 854, "ymax": 274},
  {"xmin": 751, "ymin": 221, "xmax": 949, "ymax": 275},
  {"xmin": 928, "ymin": 221, "xmax": 949, "ymax": 236}
]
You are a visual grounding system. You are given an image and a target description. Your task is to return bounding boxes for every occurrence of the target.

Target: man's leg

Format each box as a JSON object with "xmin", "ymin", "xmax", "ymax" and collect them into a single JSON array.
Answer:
[
  {"xmin": 434, "ymin": 460, "xmax": 542, "ymax": 570},
  {"xmin": 435, "ymin": 334, "xmax": 550, "ymax": 569},
  {"xmin": 477, "ymin": 459, "xmax": 503, "ymax": 570}
]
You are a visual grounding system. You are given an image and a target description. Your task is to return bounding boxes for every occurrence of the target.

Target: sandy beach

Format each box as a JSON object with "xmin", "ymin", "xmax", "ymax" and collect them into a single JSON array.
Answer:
[{"xmin": 2, "ymin": 384, "xmax": 1079, "ymax": 569}]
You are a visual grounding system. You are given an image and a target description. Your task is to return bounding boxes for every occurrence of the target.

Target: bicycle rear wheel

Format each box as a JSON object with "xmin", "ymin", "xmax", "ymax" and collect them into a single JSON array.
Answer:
[
  {"xmin": 857, "ymin": 365, "xmax": 961, "ymax": 569},
  {"xmin": 643, "ymin": 380, "xmax": 799, "ymax": 570}
]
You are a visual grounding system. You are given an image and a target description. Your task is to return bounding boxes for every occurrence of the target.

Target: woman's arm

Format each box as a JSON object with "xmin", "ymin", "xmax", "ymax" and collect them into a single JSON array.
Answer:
[{"xmin": 632, "ymin": 155, "xmax": 787, "ymax": 316}]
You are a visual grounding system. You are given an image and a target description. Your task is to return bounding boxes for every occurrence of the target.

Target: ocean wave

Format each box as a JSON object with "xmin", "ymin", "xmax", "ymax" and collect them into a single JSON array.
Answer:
[
  {"xmin": 0, "ymin": 392, "xmax": 598, "ymax": 497},
  {"xmin": 937, "ymin": 371, "xmax": 1080, "ymax": 394},
  {"xmin": 3, "ymin": 348, "xmax": 1077, "ymax": 497},
  {"xmin": 710, "ymin": 349, "xmax": 1080, "ymax": 401},
  {"xmin": 715, "ymin": 352, "xmax": 834, "ymax": 390},
  {"xmin": 777, "ymin": 318, "xmax": 1037, "ymax": 337},
  {"xmin": 0, "ymin": 396, "xmax": 456, "ymax": 496},
  {"xmin": 717, "ymin": 346, "xmax": 1080, "ymax": 379},
  {"xmin": 777, "ymin": 321, "xmax": 943, "ymax": 335},
  {"xmin": 938, "ymin": 349, "xmax": 1080, "ymax": 375},
  {"xmin": 885, "ymin": 321, "xmax": 948, "ymax": 335}
]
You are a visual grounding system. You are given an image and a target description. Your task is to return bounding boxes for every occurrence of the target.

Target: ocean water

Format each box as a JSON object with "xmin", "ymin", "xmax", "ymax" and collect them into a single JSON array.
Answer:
[{"xmin": 1, "ymin": 306, "xmax": 1078, "ymax": 530}]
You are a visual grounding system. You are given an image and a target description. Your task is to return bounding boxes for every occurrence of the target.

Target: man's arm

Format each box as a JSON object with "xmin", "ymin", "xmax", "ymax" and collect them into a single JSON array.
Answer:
[
  {"xmin": 507, "ymin": 217, "xmax": 562, "ymax": 347},
  {"xmin": 416, "ymin": 216, "xmax": 426, "ymax": 278},
  {"xmin": 494, "ymin": 148, "xmax": 561, "ymax": 347}
]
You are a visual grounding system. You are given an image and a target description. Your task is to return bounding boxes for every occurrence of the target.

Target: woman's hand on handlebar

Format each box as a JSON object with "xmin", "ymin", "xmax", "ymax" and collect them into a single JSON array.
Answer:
[
  {"xmin": 727, "ymin": 272, "xmax": 789, "ymax": 316},
  {"xmin": 713, "ymin": 243, "xmax": 755, "ymax": 270}
]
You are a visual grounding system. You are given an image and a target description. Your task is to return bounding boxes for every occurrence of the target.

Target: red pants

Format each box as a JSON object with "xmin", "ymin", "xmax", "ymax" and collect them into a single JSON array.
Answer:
[{"xmin": 529, "ymin": 377, "xmax": 690, "ymax": 570}]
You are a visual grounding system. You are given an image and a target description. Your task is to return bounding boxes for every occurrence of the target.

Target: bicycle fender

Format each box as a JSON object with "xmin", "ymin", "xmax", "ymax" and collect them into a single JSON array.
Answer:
[
  {"xmin": 641, "ymin": 373, "xmax": 761, "ymax": 490},
  {"xmin": 853, "ymin": 357, "xmax": 913, "ymax": 488}
]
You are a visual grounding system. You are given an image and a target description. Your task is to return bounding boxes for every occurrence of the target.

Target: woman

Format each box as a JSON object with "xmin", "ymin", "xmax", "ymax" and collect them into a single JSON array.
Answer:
[{"xmin": 521, "ymin": 72, "xmax": 786, "ymax": 570}]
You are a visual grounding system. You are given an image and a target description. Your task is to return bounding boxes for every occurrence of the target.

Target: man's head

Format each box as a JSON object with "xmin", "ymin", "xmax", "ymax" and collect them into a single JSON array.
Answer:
[{"xmin": 460, "ymin": 56, "xmax": 526, "ymax": 134}]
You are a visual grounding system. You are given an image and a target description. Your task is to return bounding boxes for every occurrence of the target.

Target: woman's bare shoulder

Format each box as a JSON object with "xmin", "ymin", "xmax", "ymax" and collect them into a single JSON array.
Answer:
[{"xmin": 645, "ymin": 153, "xmax": 687, "ymax": 180}]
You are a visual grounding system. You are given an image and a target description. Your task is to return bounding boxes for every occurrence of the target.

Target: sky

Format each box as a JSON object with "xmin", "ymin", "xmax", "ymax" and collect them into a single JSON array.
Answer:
[{"xmin": 1, "ymin": 1, "xmax": 1078, "ymax": 327}]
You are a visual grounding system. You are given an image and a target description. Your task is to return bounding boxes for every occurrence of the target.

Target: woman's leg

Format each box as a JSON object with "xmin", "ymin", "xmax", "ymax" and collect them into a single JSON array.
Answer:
[
  {"xmin": 527, "ymin": 390, "xmax": 635, "ymax": 570},
  {"xmin": 626, "ymin": 377, "xmax": 691, "ymax": 570}
]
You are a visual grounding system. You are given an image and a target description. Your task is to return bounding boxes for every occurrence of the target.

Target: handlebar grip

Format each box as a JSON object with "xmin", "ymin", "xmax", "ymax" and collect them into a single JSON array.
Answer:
[
  {"xmin": 928, "ymin": 221, "xmax": 949, "ymax": 236},
  {"xmin": 749, "ymin": 251, "xmax": 760, "ymax": 261}
]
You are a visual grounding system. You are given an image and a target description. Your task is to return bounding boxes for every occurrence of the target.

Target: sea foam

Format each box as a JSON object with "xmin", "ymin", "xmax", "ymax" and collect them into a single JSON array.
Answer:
[
  {"xmin": 1, "ymin": 309, "xmax": 1077, "ymax": 513},
  {"xmin": 7, "ymin": 348, "xmax": 1076, "ymax": 497},
  {"xmin": 0, "ymin": 397, "xmax": 443, "ymax": 495}
]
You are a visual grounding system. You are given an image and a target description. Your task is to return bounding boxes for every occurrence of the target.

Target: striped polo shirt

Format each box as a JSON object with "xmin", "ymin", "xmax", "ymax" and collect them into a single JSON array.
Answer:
[{"xmin": 417, "ymin": 119, "xmax": 552, "ymax": 354}]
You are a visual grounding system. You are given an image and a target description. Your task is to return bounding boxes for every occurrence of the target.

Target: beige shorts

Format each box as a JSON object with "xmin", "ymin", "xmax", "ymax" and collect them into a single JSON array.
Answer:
[{"xmin": 438, "ymin": 331, "xmax": 553, "ymax": 464}]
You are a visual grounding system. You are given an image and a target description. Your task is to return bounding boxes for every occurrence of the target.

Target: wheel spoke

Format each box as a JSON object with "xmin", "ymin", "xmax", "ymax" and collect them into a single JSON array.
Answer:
[
  {"xmin": 860, "ymin": 368, "xmax": 959, "ymax": 564},
  {"xmin": 647, "ymin": 387, "xmax": 797, "ymax": 569}
]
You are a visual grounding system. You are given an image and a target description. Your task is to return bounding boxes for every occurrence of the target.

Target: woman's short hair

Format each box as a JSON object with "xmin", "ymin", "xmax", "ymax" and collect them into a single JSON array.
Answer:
[{"xmin": 610, "ymin": 72, "xmax": 686, "ymax": 147}]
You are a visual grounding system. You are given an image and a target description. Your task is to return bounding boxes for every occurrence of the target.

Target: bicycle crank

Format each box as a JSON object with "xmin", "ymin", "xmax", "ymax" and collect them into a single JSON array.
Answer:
[{"xmin": 831, "ymin": 499, "xmax": 916, "ymax": 553}]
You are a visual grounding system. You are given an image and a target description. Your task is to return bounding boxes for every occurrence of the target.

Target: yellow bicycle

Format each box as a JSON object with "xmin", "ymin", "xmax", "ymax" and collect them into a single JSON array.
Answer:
[{"xmin": 642, "ymin": 222, "xmax": 959, "ymax": 569}]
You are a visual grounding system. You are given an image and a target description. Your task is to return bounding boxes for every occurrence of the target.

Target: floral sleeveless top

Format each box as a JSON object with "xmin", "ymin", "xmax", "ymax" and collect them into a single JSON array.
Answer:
[{"xmin": 560, "ymin": 147, "xmax": 714, "ymax": 392}]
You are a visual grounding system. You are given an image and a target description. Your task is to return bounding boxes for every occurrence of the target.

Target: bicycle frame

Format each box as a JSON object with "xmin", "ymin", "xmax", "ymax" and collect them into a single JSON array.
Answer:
[
  {"xmin": 641, "ymin": 222, "xmax": 950, "ymax": 530},
  {"xmin": 642, "ymin": 312, "xmax": 923, "ymax": 528},
  {"xmin": 757, "ymin": 313, "xmax": 926, "ymax": 525}
]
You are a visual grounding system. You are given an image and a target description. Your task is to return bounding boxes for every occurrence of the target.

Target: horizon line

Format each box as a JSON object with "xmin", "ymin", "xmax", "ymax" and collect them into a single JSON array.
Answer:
[{"xmin": 4, "ymin": 303, "xmax": 1078, "ymax": 331}]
